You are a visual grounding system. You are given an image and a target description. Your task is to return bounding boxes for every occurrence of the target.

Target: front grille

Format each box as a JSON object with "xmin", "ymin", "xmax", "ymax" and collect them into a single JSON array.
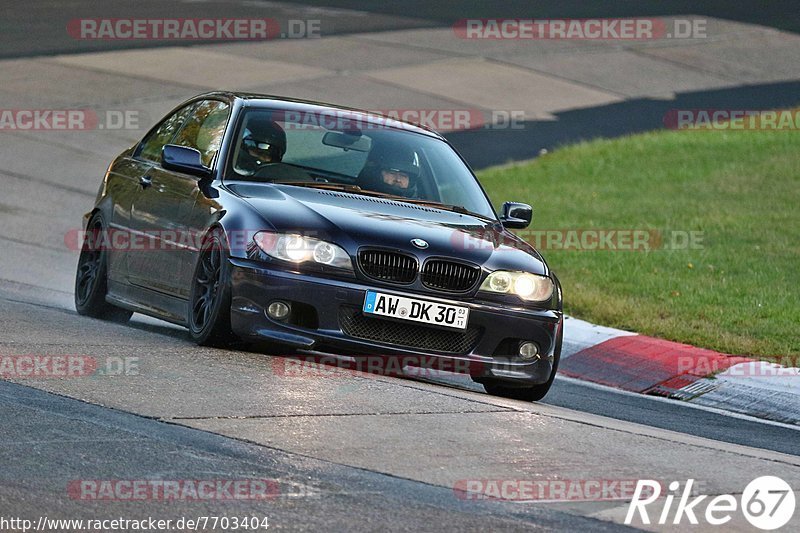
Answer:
[
  {"xmin": 339, "ymin": 306, "xmax": 482, "ymax": 354},
  {"xmin": 421, "ymin": 260, "xmax": 481, "ymax": 292},
  {"xmin": 358, "ymin": 250, "xmax": 417, "ymax": 283}
]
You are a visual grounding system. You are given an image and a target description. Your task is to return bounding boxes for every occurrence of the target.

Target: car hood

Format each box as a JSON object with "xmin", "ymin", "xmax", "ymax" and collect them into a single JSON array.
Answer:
[{"xmin": 227, "ymin": 182, "xmax": 548, "ymax": 275}]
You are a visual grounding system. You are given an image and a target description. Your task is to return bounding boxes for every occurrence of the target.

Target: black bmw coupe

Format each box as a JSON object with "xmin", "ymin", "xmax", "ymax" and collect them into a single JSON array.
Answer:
[{"xmin": 75, "ymin": 92, "xmax": 563, "ymax": 400}]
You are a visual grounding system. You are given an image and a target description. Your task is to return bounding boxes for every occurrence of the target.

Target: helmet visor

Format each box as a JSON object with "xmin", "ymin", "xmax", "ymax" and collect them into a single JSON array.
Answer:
[{"xmin": 243, "ymin": 137, "xmax": 281, "ymax": 161}]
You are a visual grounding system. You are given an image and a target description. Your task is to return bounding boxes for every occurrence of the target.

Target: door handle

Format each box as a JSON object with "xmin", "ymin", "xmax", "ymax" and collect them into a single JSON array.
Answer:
[{"xmin": 139, "ymin": 175, "xmax": 152, "ymax": 189}]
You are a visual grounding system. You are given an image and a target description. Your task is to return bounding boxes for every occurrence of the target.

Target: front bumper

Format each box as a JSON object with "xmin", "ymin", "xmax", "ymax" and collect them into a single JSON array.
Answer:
[{"xmin": 229, "ymin": 258, "xmax": 562, "ymax": 386}]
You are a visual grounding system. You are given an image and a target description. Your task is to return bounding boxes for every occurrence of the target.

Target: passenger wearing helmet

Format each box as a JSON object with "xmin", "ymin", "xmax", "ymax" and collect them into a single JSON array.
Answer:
[
  {"xmin": 358, "ymin": 143, "xmax": 421, "ymax": 198},
  {"xmin": 235, "ymin": 117, "xmax": 286, "ymax": 176}
]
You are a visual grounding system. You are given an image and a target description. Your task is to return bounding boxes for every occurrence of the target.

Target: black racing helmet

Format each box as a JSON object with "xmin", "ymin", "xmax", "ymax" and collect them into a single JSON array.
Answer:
[
  {"xmin": 240, "ymin": 116, "xmax": 287, "ymax": 164},
  {"xmin": 361, "ymin": 143, "xmax": 421, "ymax": 196}
]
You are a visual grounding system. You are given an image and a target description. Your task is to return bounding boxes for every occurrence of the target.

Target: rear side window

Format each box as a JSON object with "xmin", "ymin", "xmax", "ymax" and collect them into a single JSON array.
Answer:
[
  {"xmin": 171, "ymin": 100, "xmax": 231, "ymax": 167},
  {"xmin": 138, "ymin": 103, "xmax": 196, "ymax": 162}
]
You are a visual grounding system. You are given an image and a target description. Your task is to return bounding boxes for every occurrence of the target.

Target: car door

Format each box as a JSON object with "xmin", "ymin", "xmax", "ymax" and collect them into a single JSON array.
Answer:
[
  {"xmin": 102, "ymin": 156, "xmax": 152, "ymax": 288},
  {"xmin": 128, "ymin": 99, "xmax": 231, "ymax": 297},
  {"xmin": 125, "ymin": 102, "xmax": 197, "ymax": 289}
]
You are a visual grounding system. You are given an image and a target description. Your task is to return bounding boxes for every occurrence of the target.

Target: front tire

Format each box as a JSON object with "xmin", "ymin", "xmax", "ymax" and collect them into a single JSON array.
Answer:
[
  {"xmin": 74, "ymin": 213, "xmax": 133, "ymax": 322},
  {"xmin": 483, "ymin": 325, "xmax": 562, "ymax": 402},
  {"xmin": 188, "ymin": 228, "xmax": 237, "ymax": 347},
  {"xmin": 483, "ymin": 378, "xmax": 556, "ymax": 402}
]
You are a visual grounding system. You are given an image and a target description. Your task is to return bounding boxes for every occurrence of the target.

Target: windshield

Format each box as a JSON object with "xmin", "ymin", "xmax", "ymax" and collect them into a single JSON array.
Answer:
[{"xmin": 224, "ymin": 107, "xmax": 497, "ymax": 220}]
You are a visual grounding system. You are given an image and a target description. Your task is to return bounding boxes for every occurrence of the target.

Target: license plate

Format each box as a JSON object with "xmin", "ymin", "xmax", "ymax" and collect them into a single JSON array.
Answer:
[{"xmin": 363, "ymin": 291, "xmax": 469, "ymax": 330}]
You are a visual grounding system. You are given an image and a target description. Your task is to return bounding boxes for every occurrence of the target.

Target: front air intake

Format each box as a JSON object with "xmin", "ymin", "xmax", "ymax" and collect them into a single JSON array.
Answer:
[
  {"xmin": 358, "ymin": 249, "xmax": 418, "ymax": 284},
  {"xmin": 421, "ymin": 259, "xmax": 480, "ymax": 292}
]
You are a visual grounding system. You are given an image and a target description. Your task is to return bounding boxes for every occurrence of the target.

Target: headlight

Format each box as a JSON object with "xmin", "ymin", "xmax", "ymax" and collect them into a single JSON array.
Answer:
[
  {"xmin": 253, "ymin": 231, "xmax": 353, "ymax": 271},
  {"xmin": 480, "ymin": 271, "xmax": 554, "ymax": 302}
]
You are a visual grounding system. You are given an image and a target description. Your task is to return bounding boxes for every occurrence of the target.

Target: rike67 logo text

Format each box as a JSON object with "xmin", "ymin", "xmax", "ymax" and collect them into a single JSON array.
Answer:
[{"xmin": 626, "ymin": 476, "xmax": 795, "ymax": 530}]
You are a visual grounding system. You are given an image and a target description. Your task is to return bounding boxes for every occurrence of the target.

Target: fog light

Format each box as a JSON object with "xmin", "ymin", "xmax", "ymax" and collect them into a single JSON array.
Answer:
[
  {"xmin": 518, "ymin": 342, "xmax": 540, "ymax": 360},
  {"xmin": 267, "ymin": 301, "xmax": 291, "ymax": 320}
]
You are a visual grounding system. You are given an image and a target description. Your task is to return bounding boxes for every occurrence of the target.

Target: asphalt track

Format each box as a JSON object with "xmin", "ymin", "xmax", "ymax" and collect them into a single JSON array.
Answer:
[
  {"xmin": 1, "ymin": 1, "xmax": 798, "ymax": 531},
  {"xmin": 4, "ymin": 0, "xmax": 800, "ymax": 58}
]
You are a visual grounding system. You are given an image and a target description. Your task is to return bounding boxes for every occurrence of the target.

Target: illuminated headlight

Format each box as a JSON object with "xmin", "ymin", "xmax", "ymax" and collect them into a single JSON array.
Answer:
[
  {"xmin": 253, "ymin": 231, "xmax": 353, "ymax": 270},
  {"xmin": 480, "ymin": 271, "xmax": 554, "ymax": 302}
]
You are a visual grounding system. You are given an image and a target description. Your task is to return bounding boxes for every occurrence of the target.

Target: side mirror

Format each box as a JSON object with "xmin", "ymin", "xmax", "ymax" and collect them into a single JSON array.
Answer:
[
  {"xmin": 162, "ymin": 144, "xmax": 211, "ymax": 178},
  {"xmin": 500, "ymin": 202, "xmax": 532, "ymax": 229}
]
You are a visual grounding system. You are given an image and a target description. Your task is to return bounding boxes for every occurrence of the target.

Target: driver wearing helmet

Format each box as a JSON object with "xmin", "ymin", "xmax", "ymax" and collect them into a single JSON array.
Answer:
[
  {"xmin": 359, "ymin": 143, "xmax": 421, "ymax": 198},
  {"xmin": 235, "ymin": 117, "xmax": 286, "ymax": 176}
]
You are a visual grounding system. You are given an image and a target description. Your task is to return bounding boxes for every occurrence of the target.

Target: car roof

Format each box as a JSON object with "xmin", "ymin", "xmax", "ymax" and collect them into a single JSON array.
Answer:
[{"xmin": 196, "ymin": 91, "xmax": 446, "ymax": 140}]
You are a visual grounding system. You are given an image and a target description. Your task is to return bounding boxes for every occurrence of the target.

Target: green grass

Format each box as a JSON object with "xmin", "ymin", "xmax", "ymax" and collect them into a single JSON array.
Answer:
[{"xmin": 478, "ymin": 129, "xmax": 800, "ymax": 361}]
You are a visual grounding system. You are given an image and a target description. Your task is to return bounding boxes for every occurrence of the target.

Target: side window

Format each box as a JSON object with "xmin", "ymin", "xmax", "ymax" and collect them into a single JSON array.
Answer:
[
  {"xmin": 171, "ymin": 100, "xmax": 231, "ymax": 167},
  {"xmin": 138, "ymin": 103, "xmax": 196, "ymax": 162}
]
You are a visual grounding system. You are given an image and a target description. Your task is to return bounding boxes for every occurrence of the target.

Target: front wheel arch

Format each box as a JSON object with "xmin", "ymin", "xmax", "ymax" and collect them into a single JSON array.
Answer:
[
  {"xmin": 482, "ymin": 320, "xmax": 562, "ymax": 402},
  {"xmin": 188, "ymin": 226, "xmax": 237, "ymax": 346}
]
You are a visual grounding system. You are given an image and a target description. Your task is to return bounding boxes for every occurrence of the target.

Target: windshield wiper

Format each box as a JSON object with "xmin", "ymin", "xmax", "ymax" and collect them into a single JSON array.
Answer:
[
  {"xmin": 278, "ymin": 163, "xmax": 357, "ymax": 181},
  {"xmin": 379, "ymin": 196, "xmax": 497, "ymax": 222},
  {"xmin": 272, "ymin": 181, "xmax": 365, "ymax": 193}
]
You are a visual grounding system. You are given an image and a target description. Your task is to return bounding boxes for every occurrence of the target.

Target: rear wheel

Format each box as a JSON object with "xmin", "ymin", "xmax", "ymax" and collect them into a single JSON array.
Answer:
[
  {"xmin": 74, "ymin": 213, "xmax": 133, "ymax": 322},
  {"xmin": 188, "ymin": 229, "xmax": 237, "ymax": 347}
]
